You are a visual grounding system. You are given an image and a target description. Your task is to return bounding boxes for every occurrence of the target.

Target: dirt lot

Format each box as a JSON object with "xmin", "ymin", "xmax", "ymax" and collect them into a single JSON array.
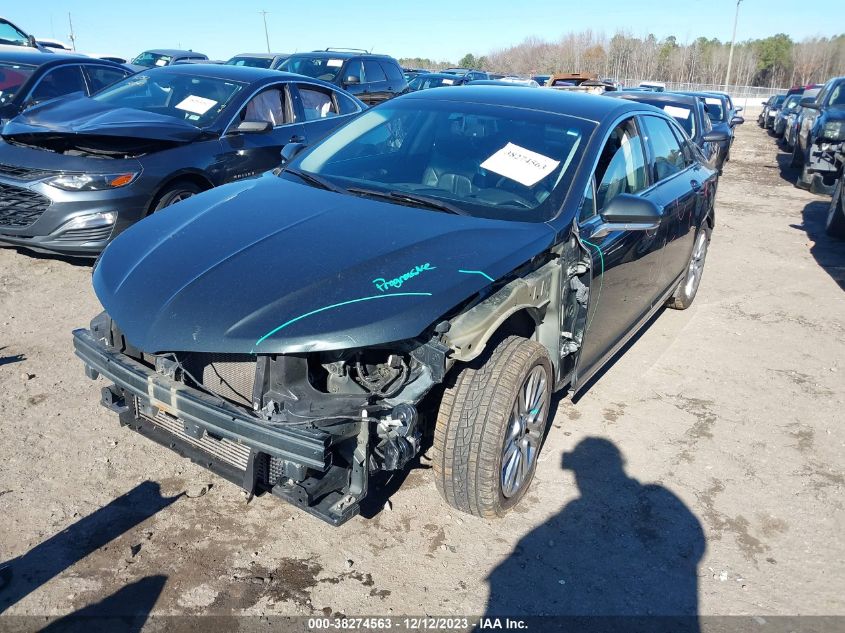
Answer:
[{"xmin": 1, "ymin": 120, "xmax": 843, "ymax": 625}]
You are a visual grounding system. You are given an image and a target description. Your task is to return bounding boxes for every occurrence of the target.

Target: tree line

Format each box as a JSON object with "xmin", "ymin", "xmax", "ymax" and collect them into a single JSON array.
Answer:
[{"xmin": 401, "ymin": 31, "xmax": 845, "ymax": 88}]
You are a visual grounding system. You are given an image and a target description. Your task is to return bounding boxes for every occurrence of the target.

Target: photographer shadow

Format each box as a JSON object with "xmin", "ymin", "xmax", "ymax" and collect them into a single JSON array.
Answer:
[{"xmin": 484, "ymin": 438, "xmax": 705, "ymax": 632}]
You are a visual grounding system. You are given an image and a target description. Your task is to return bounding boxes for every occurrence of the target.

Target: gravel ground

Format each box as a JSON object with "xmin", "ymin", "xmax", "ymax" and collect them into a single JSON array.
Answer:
[{"xmin": 0, "ymin": 120, "xmax": 843, "ymax": 624}]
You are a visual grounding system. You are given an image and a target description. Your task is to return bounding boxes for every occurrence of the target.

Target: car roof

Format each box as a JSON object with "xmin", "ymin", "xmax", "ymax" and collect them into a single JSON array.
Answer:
[
  {"xmin": 609, "ymin": 91, "xmax": 702, "ymax": 108},
  {"xmin": 286, "ymin": 51, "xmax": 393, "ymax": 60},
  {"xmin": 400, "ymin": 85, "xmax": 645, "ymax": 121},
  {"xmin": 0, "ymin": 48, "xmax": 89, "ymax": 66},
  {"xmin": 229, "ymin": 53, "xmax": 288, "ymax": 59},
  {"xmin": 140, "ymin": 63, "xmax": 337, "ymax": 86},
  {"xmin": 141, "ymin": 49, "xmax": 206, "ymax": 57}
]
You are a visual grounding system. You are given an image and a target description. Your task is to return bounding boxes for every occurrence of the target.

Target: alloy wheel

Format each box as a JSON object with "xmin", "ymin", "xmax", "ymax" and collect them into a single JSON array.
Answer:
[{"xmin": 501, "ymin": 365, "xmax": 547, "ymax": 498}]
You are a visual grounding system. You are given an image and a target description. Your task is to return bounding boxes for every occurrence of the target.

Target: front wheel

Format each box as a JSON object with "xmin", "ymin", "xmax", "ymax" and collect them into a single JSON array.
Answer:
[
  {"xmin": 826, "ymin": 179, "xmax": 845, "ymax": 239},
  {"xmin": 790, "ymin": 141, "xmax": 804, "ymax": 168},
  {"xmin": 667, "ymin": 224, "xmax": 711, "ymax": 310},
  {"xmin": 432, "ymin": 336, "xmax": 553, "ymax": 518},
  {"xmin": 151, "ymin": 182, "xmax": 202, "ymax": 213}
]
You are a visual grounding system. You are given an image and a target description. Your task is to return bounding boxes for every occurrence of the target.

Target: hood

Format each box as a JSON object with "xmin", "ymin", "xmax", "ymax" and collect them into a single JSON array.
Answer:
[
  {"xmin": 93, "ymin": 174, "xmax": 557, "ymax": 354},
  {"xmin": 3, "ymin": 94, "xmax": 204, "ymax": 144},
  {"xmin": 824, "ymin": 108, "xmax": 845, "ymax": 121}
]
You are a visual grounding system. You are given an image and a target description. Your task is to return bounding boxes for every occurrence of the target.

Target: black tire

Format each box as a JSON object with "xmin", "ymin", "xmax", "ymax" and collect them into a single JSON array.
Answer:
[
  {"xmin": 150, "ymin": 181, "xmax": 202, "ymax": 213},
  {"xmin": 667, "ymin": 224, "xmax": 711, "ymax": 310},
  {"xmin": 826, "ymin": 178, "xmax": 845, "ymax": 239},
  {"xmin": 790, "ymin": 141, "xmax": 803, "ymax": 168},
  {"xmin": 432, "ymin": 335, "xmax": 553, "ymax": 518},
  {"xmin": 796, "ymin": 161, "xmax": 812, "ymax": 190}
]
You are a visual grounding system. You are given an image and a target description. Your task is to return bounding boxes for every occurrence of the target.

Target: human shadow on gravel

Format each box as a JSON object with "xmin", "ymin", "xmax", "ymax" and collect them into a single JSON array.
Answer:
[
  {"xmin": 483, "ymin": 438, "xmax": 705, "ymax": 633},
  {"xmin": 0, "ymin": 481, "xmax": 180, "ymax": 614},
  {"xmin": 0, "ymin": 347, "xmax": 26, "ymax": 367},
  {"xmin": 40, "ymin": 575, "xmax": 167, "ymax": 633},
  {"xmin": 790, "ymin": 199, "xmax": 845, "ymax": 291}
]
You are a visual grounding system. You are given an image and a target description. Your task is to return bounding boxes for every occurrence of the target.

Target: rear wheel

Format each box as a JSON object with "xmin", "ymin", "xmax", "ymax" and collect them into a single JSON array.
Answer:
[
  {"xmin": 826, "ymin": 178, "xmax": 845, "ymax": 239},
  {"xmin": 151, "ymin": 181, "xmax": 203, "ymax": 213},
  {"xmin": 667, "ymin": 224, "xmax": 711, "ymax": 310},
  {"xmin": 433, "ymin": 336, "xmax": 553, "ymax": 518}
]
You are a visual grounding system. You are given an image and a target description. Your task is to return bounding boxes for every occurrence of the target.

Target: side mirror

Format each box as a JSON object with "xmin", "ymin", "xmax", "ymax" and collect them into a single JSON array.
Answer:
[
  {"xmin": 799, "ymin": 97, "xmax": 818, "ymax": 109},
  {"xmin": 232, "ymin": 120, "xmax": 272, "ymax": 134},
  {"xmin": 730, "ymin": 116, "xmax": 745, "ymax": 126},
  {"xmin": 280, "ymin": 142, "xmax": 306, "ymax": 165},
  {"xmin": 591, "ymin": 194, "xmax": 661, "ymax": 238},
  {"xmin": 703, "ymin": 130, "xmax": 730, "ymax": 143},
  {"xmin": 344, "ymin": 75, "xmax": 361, "ymax": 86},
  {"xmin": 735, "ymin": 106, "xmax": 743, "ymax": 112},
  {"xmin": 761, "ymin": 101, "xmax": 768, "ymax": 105},
  {"xmin": 27, "ymin": 35, "xmax": 38, "ymax": 48}
]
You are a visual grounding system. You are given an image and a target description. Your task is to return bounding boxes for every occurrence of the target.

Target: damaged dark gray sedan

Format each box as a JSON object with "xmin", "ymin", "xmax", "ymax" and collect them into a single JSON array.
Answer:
[
  {"xmin": 73, "ymin": 88, "xmax": 718, "ymax": 525},
  {"xmin": 0, "ymin": 64, "xmax": 362, "ymax": 256}
]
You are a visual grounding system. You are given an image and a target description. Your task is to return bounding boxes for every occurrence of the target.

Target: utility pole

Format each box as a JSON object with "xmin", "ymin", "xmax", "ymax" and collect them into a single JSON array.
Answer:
[
  {"xmin": 260, "ymin": 10, "xmax": 270, "ymax": 54},
  {"xmin": 724, "ymin": 0, "xmax": 743, "ymax": 89},
  {"xmin": 67, "ymin": 12, "xmax": 76, "ymax": 51}
]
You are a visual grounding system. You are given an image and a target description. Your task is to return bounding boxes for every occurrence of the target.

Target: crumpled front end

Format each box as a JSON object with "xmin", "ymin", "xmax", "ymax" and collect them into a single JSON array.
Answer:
[{"xmin": 73, "ymin": 310, "xmax": 449, "ymax": 525}]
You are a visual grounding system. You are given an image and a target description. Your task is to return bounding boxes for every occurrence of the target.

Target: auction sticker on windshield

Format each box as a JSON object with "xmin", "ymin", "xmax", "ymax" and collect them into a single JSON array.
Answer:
[
  {"xmin": 327, "ymin": 59, "xmax": 343, "ymax": 67},
  {"xmin": 175, "ymin": 95, "xmax": 218, "ymax": 115},
  {"xmin": 663, "ymin": 105, "xmax": 691, "ymax": 119},
  {"xmin": 481, "ymin": 142, "xmax": 560, "ymax": 187}
]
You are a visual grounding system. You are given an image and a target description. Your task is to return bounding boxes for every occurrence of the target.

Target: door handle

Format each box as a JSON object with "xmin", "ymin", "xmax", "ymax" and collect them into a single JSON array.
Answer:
[
  {"xmin": 690, "ymin": 179, "xmax": 703, "ymax": 193},
  {"xmin": 289, "ymin": 134, "xmax": 305, "ymax": 143}
]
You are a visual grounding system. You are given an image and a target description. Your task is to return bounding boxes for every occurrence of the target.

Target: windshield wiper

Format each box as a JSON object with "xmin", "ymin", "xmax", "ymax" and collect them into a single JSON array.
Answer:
[
  {"xmin": 347, "ymin": 187, "xmax": 468, "ymax": 215},
  {"xmin": 285, "ymin": 168, "xmax": 346, "ymax": 193}
]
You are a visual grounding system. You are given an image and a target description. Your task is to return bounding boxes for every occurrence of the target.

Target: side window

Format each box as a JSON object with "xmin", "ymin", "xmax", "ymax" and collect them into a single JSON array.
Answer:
[
  {"xmin": 668, "ymin": 119, "xmax": 696, "ymax": 167},
  {"xmin": 298, "ymin": 85, "xmax": 339, "ymax": 120},
  {"xmin": 343, "ymin": 60, "xmax": 364, "ymax": 83},
  {"xmin": 579, "ymin": 176, "xmax": 597, "ymax": 222},
  {"xmin": 29, "ymin": 65, "xmax": 86, "ymax": 104},
  {"xmin": 85, "ymin": 66, "xmax": 130, "ymax": 94},
  {"xmin": 641, "ymin": 115, "xmax": 686, "ymax": 182},
  {"xmin": 334, "ymin": 91, "xmax": 361, "ymax": 115},
  {"xmin": 240, "ymin": 86, "xmax": 289, "ymax": 126},
  {"xmin": 593, "ymin": 118, "xmax": 648, "ymax": 211},
  {"xmin": 381, "ymin": 62, "xmax": 405, "ymax": 85},
  {"xmin": 364, "ymin": 60, "xmax": 386, "ymax": 84}
]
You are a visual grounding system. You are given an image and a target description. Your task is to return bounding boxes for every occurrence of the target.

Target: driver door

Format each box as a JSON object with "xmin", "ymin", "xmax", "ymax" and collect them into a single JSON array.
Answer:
[
  {"xmin": 216, "ymin": 84, "xmax": 305, "ymax": 183},
  {"xmin": 574, "ymin": 116, "xmax": 666, "ymax": 383}
]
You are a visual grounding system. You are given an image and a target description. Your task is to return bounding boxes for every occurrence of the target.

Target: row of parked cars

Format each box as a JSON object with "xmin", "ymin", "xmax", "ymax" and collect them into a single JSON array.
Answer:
[
  {"xmin": 0, "ymin": 19, "xmax": 732, "ymax": 524},
  {"xmin": 759, "ymin": 77, "xmax": 845, "ymax": 238}
]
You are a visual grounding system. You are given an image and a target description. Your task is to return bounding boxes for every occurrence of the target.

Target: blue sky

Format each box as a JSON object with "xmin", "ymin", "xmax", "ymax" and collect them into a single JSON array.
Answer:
[{"xmin": 10, "ymin": 1, "xmax": 845, "ymax": 62}]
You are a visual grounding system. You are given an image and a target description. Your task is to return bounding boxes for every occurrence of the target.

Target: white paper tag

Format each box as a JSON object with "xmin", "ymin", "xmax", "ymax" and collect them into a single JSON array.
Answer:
[
  {"xmin": 327, "ymin": 59, "xmax": 343, "ymax": 67},
  {"xmin": 442, "ymin": 78, "xmax": 455, "ymax": 85},
  {"xmin": 663, "ymin": 105, "xmax": 691, "ymax": 120},
  {"xmin": 481, "ymin": 142, "xmax": 560, "ymax": 187},
  {"xmin": 154, "ymin": 59, "xmax": 167, "ymax": 67},
  {"xmin": 704, "ymin": 97, "xmax": 720, "ymax": 105},
  {"xmin": 175, "ymin": 95, "xmax": 218, "ymax": 115}
]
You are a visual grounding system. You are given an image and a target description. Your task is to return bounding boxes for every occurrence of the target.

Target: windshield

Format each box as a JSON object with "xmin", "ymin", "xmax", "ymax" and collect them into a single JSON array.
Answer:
[
  {"xmin": 278, "ymin": 56, "xmax": 344, "ymax": 82},
  {"xmin": 782, "ymin": 94, "xmax": 801, "ymax": 111},
  {"xmin": 702, "ymin": 97, "xmax": 725, "ymax": 122},
  {"xmin": 0, "ymin": 20, "xmax": 29, "ymax": 46},
  {"xmin": 773, "ymin": 95, "xmax": 786, "ymax": 107},
  {"xmin": 409, "ymin": 75, "xmax": 460, "ymax": 90},
  {"xmin": 226, "ymin": 56, "xmax": 273, "ymax": 69},
  {"xmin": 828, "ymin": 82, "xmax": 845, "ymax": 108},
  {"xmin": 91, "ymin": 71, "xmax": 245, "ymax": 126},
  {"xmin": 0, "ymin": 62, "xmax": 36, "ymax": 104},
  {"xmin": 132, "ymin": 52, "xmax": 173, "ymax": 68},
  {"xmin": 290, "ymin": 99, "xmax": 594, "ymax": 222}
]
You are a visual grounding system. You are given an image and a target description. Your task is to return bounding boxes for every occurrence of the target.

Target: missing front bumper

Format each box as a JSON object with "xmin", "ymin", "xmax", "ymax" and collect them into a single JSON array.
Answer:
[{"xmin": 73, "ymin": 328, "xmax": 365, "ymax": 525}]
